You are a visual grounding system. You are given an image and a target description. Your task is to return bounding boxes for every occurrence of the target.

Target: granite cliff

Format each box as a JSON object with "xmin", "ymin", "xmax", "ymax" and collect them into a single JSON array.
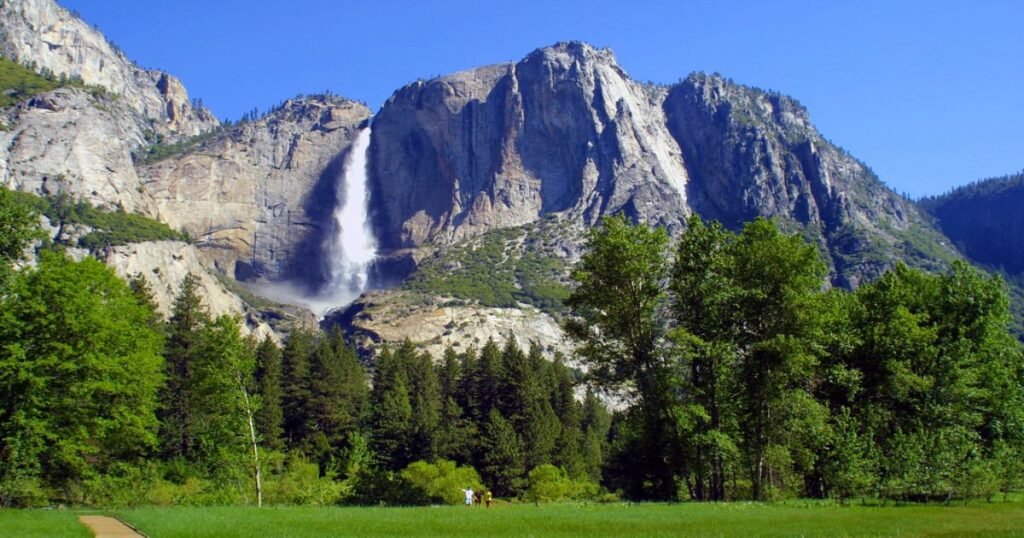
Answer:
[
  {"xmin": 141, "ymin": 96, "xmax": 371, "ymax": 283},
  {"xmin": 0, "ymin": 0, "xmax": 217, "ymax": 136},
  {"xmin": 368, "ymin": 42, "xmax": 954, "ymax": 289}
]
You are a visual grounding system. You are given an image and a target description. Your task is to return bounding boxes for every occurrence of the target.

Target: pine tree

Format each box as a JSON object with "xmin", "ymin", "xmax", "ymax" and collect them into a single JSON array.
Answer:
[
  {"xmin": 549, "ymin": 354, "xmax": 585, "ymax": 478},
  {"xmin": 399, "ymin": 341, "xmax": 440, "ymax": 464},
  {"xmin": 436, "ymin": 347, "xmax": 473, "ymax": 463},
  {"xmin": 254, "ymin": 337, "xmax": 285, "ymax": 452},
  {"xmin": 369, "ymin": 347, "xmax": 413, "ymax": 470},
  {"xmin": 281, "ymin": 329, "xmax": 315, "ymax": 450},
  {"xmin": 127, "ymin": 273, "xmax": 164, "ymax": 331},
  {"xmin": 306, "ymin": 329, "xmax": 368, "ymax": 473},
  {"xmin": 480, "ymin": 408, "xmax": 525, "ymax": 496},
  {"xmin": 580, "ymin": 390, "xmax": 611, "ymax": 483},
  {"xmin": 160, "ymin": 273, "xmax": 211, "ymax": 460}
]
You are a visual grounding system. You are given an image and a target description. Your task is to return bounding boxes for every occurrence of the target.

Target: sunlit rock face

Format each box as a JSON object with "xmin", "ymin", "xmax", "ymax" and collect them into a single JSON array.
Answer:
[
  {"xmin": 0, "ymin": 0, "xmax": 218, "ymax": 136},
  {"xmin": 141, "ymin": 97, "xmax": 372, "ymax": 283},
  {"xmin": 370, "ymin": 42, "xmax": 691, "ymax": 250}
]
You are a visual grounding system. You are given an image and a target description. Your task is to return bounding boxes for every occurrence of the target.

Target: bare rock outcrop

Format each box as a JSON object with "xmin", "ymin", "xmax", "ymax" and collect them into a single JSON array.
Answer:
[
  {"xmin": 330, "ymin": 290, "xmax": 570, "ymax": 360},
  {"xmin": 0, "ymin": 0, "xmax": 218, "ymax": 136},
  {"xmin": 370, "ymin": 43, "xmax": 956, "ymax": 288},
  {"xmin": 371, "ymin": 41, "xmax": 690, "ymax": 249},
  {"xmin": 663, "ymin": 73, "xmax": 952, "ymax": 286},
  {"xmin": 0, "ymin": 87, "xmax": 152, "ymax": 212},
  {"xmin": 141, "ymin": 97, "xmax": 372, "ymax": 281}
]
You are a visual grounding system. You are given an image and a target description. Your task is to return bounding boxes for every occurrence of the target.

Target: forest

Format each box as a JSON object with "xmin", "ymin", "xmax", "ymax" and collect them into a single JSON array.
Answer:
[{"xmin": 0, "ymin": 188, "xmax": 1021, "ymax": 508}]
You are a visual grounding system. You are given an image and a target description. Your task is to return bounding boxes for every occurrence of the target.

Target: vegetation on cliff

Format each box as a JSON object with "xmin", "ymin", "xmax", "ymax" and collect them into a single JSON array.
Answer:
[{"xmin": 5, "ymin": 188, "xmax": 189, "ymax": 248}]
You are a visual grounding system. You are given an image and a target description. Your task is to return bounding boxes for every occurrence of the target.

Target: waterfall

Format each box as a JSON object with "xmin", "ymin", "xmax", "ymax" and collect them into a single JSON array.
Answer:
[
  {"xmin": 323, "ymin": 126, "xmax": 377, "ymax": 305},
  {"xmin": 253, "ymin": 126, "xmax": 378, "ymax": 317}
]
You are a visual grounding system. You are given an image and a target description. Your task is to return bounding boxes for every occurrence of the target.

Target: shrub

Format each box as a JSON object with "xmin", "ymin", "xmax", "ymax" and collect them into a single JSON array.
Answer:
[
  {"xmin": 263, "ymin": 456, "xmax": 349, "ymax": 506},
  {"xmin": 525, "ymin": 464, "xmax": 599, "ymax": 503},
  {"xmin": 400, "ymin": 459, "xmax": 484, "ymax": 505}
]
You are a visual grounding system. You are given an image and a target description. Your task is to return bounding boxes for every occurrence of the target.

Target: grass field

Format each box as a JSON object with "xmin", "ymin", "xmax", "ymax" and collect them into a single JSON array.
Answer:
[
  {"xmin": 4, "ymin": 501, "xmax": 1024, "ymax": 537},
  {"xmin": 108, "ymin": 501, "xmax": 1024, "ymax": 538},
  {"xmin": 0, "ymin": 509, "xmax": 90, "ymax": 537}
]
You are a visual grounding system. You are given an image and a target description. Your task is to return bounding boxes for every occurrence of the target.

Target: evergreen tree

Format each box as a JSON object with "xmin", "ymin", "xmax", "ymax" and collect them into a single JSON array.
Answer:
[
  {"xmin": 549, "ymin": 354, "xmax": 585, "ymax": 478},
  {"xmin": 399, "ymin": 341, "xmax": 440, "ymax": 464},
  {"xmin": 436, "ymin": 347, "xmax": 474, "ymax": 463},
  {"xmin": 253, "ymin": 337, "xmax": 285, "ymax": 452},
  {"xmin": 281, "ymin": 329, "xmax": 315, "ymax": 450},
  {"xmin": 127, "ymin": 273, "xmax": 164, "ymax": 331},
  {"xmin": 480, "ymin": 409, "xmax": 525, "ymax": 496},
  {"xmin": 369, "ymin": 347, "xmax": 414, "ymax": 470},
  {"xmin": 159, "ymin": 273, "xmax": 210, "ymax": 460},
  {"xmin": 580, "ymin": 390, "xmax": 611, "ymax": 483},
  {"xmin": 307, "ymin": 330, "xmax": 368, "ymax": 474},
  {"xmin": 470, "ymin": 340, "xmax": 504, "ymax": 422}
]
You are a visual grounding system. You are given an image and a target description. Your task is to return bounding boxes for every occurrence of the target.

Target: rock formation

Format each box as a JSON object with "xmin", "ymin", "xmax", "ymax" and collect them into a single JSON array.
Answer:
[
  {"xmin": 0, "ymin": 0, "xmax": 217, "ymax": 136},
  {"xmin": 369, "ymin": 42, "xmax": 954, "ymax": 288},
  {"xmin": 371, "ymin": 42, "xmax": 690, "ymax": 249},
  {"xmin": 141, "ymin": 97, "xmax": 371, "ymax": 282}
]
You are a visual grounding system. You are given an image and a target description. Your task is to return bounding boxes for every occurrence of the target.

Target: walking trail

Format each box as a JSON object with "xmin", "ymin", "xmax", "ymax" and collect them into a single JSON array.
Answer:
[{"xmin": 78, "ymin": 515, "xmax": 144, "ymax": 537}]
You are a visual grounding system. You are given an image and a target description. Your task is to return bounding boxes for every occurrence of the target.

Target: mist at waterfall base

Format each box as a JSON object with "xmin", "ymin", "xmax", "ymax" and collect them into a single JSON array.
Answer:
[{"xmin": 257, "ymin": 127, "xmax": 378, "ymax": 318}]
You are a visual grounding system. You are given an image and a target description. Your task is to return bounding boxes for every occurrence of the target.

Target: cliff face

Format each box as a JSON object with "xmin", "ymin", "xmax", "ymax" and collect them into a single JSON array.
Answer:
[
  {"xmin": 141, "ymin": 97, "xmax": 372, "ymax": 282},
  {"xmin": 663, "ymin": 73, "xmax": 951, "ymax": 286},
  {"xmin": 0, "ymin": 88, "xmax": 151, "ymax": 213},
  {"xmin": 371, "ymin": 42, "xmax": 690, "ymax": 249},
  {"xmin": 0, "ymin": 0, "xmax": 217, "ymax": 137},
  {"xmin": 369, "ymin": 43, "xmax": 955, "ymax": 288}
]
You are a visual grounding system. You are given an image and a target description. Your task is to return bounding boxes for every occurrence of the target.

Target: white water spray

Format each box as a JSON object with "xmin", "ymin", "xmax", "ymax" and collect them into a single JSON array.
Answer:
[
  {"xmin": 253, "ymin": 126, "xmax": 379, "ymax": 317},
  {"xmin": 324, "ymin": 126, "xmax": 377, "ymax": 302}
]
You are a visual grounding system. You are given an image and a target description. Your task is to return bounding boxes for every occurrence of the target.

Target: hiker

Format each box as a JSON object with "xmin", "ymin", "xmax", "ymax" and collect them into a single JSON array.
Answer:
[
  {"xmin": 485, "ymin": 490, "xmax": 493, "ymax": 508},
  {"xmin": 463, "ymin": 487, "xmax": 474, "ymax": 506},
  {"xmin": 474, "ymin": 491, "xmax": 482, "ymax": 505}
]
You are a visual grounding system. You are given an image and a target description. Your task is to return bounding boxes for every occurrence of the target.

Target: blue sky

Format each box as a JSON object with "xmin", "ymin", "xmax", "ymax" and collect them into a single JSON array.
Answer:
[{"xmin": 61, "ymin": 0, "xmax": 1023, "ymax": 198}]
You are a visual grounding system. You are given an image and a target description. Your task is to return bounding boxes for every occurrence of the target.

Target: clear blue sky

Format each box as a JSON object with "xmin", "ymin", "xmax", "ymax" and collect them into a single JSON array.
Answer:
[{"xmin": 61, "ymin": 0, "xmax": 1023, "ymax": 198}]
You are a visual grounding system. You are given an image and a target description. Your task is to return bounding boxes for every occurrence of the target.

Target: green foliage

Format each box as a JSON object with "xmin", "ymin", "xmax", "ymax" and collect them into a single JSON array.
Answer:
[
  {"xmin": 400, "ymin": 459, "xmax": 483, "ymax": 505},
  {"xmin": 405, "ymin": 221, "xmax": 572, "ymax": 313},
  {"xmin": 0, "ymin": 57, "xmax": 80, "ymax": 108},
  {"xmin": 6, "ymin": 190, "xmax": 188, "ymax": 248},
  {"xmin": 254, "ymin": 338, "xmax": 285, "ymax": 451},
  {"xmin": 524, "ymin": 464, "xmax": 599, "ymax": 503},
  {"xmin": 0, "ymin": 251, "xmax": 164, "ymax": 505},
  {"xmin": 0, "ymin": 187, "xmax": 42, "ymax": 265},
  {"xmin": 136, "ymin": 127, "xmax": 224, "ymax": 165},
  {"xmin": 262, "ymin": 455, "xmax": 349, "ymax": 506}
]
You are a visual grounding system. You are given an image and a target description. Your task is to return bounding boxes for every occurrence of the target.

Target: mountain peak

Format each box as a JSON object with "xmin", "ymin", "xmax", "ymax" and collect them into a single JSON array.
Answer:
[
  {"xmin": 0, "ymin": 0, "xmax": 218, "ymax": 136},
  {"xmin": 524, "ymin": 41, "xmax": 620, "ymax": 68}
]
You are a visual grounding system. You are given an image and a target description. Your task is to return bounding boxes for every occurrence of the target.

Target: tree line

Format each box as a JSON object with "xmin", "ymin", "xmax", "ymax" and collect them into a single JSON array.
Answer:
[
  {"xmin": 568, "ymin": 215, "xmax": 1024, "ymax": 502},
  {"xmin": 1, "ymin": 186, "xmax": 1022, "ymax": 506}
]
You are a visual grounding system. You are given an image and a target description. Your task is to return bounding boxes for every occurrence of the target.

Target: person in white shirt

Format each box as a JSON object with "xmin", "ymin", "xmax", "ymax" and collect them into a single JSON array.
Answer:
[{"xmin": 463, "ymin": 487, "xmax": 474, "ymax": 506}]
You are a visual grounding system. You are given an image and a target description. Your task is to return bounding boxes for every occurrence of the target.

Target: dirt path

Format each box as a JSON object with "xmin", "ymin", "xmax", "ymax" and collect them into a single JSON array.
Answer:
[{"xmin": 78, "ymin": 515, "xmax": 144, "ymax": 537}]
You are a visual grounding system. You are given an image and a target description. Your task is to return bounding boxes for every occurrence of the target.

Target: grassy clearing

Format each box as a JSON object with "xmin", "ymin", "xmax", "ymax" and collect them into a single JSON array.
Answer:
[
  {"xmin": 0, "ymin": 509, "xmax": 90, "ymax": 538},
  {"xmin": 115, "ymin": 500, "xmax": 1024, "ymax": 538}
]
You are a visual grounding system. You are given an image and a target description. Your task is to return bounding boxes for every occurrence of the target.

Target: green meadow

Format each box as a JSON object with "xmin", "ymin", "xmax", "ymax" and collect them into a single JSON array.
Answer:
[{"xmin": 80, "ymin": 500, "xmax": 1024, "ymax": 537}]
